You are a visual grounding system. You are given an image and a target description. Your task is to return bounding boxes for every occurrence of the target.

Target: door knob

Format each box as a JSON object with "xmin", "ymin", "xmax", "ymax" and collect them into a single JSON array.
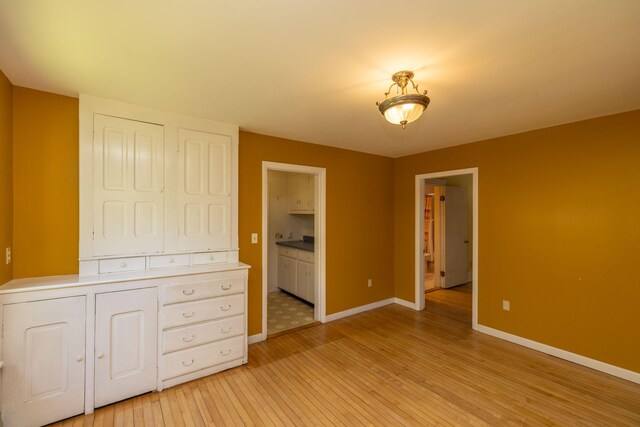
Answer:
[
  {"xmin": 97, "ymin": 353, "xmax": 104, "ymax": 359},
  {"xmin": 76, "ymin": 356, "xmax": 84, "ymax": 362}
]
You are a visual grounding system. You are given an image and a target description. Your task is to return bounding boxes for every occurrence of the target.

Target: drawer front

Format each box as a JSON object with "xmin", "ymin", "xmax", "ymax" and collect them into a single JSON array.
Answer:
[
  {"xmin": 192, "ymin": 252, "xmax": 228, "ymax": 265},
  {"xmin": 164, "ymin": 275, "xmax": 245, "ymax": 304},
  {"xmin": 98, "ymin": 257, "xmax": 146, "ymax": 274},
  {"xmin": 162, "ymin": 335, "xmax": 245, "ymax": 380},
  {"xmin": 163, "ymin": 315, "xmax": 245, "ymax": 353},
  {"xmin": 278, "ymin": 246, "xmax": 297, "ymax": 257},
  {"xmin": 149, "ymin": 254, "xmax": 190, "ymax": 269},
  {"xmin": 297, "ymin": 250, "xmax": 314, "ymax": 263},
  {"xmin": 162, "ymin": 294, "xmax": 244, "ymax": 329}
]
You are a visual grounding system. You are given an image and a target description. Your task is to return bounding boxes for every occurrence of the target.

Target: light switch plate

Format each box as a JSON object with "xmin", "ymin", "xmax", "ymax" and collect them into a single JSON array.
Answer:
[
  {"xmin": 5, "ymin": 247, "xmax": 11, "ymax": 264},
  {"xmin": 251, "ymin": 233, "xmax": 258, "ymax": 244}
]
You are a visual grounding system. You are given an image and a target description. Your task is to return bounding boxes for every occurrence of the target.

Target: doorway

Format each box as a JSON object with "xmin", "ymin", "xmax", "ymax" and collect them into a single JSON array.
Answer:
[
  {"xmin": 261, "ymin": 162, "xmax": 327, "ymax": 341},
  {"xmin": 415, "ymin": 168, "xmax": 478, "ymax": 330}
]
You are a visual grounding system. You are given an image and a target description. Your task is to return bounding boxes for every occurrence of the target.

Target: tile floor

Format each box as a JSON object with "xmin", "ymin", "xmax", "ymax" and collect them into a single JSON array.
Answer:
[{"xmin": 267, "ymin": 290, "xmax": 315, "ymax": 335}]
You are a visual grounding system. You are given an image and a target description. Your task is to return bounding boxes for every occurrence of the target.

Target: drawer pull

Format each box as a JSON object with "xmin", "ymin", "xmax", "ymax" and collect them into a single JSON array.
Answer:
[
  {"xmin": 168, "ymin": 258, "xmax": 174, "ymax": 263},
  {"xmin": 220, "ymin": 349, "xmax": 231, "ymax": 356},
  {"xmin": 220, "ymin": 283, "xmax": 232, "ymax": 290},
  {"xmin": 209, "ymin": 255, "xmax": 215, "ymax": 261},
  {"xmin": 182, "ymin": 359, "xmax": 194, "ymax": 367},
  {"xmin": 182, "ymin": 311, "xmax": 196, "ymax": 318},
  {"xmin": 120, "ymin": 262, "xmax": 127, "ymax": 268},
  {"xmin": 182, "ymin": 289, "xmax": 195, "ymax": 296},
  {"xmin": 220, "ymin": 304, "xmax": 232, "ymax": 312},
  {"xmin": 221, "ymin": 326, "xmax": 232, "ymax": 334},
  {"xmin": 97, "ymin": 353, "xmax": 104, "ymax": 360},
  {"xmin": 182, "ymin": 335, "xmax": 195, "ymax": 343}
]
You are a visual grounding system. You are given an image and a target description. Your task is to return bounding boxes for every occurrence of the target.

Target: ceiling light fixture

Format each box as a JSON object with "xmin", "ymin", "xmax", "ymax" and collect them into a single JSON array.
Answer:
[{"xmin": 376, "ymin": 70, "xmax": 430, "ymax": 129}]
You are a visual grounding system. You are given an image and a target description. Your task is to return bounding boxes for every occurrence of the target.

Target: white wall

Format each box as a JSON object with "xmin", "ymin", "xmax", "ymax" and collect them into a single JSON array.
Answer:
[{"xmin": 267, "ymin": 171, "xmax": 314, "ymax": 292}]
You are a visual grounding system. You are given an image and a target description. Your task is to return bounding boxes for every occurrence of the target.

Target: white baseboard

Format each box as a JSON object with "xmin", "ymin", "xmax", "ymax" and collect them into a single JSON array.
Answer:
[
  {"xmin": 248, "ymin": 333, "xmax": 264, "ymax": 345},
  {"xmin": 477, "ymin": 325, "xmax": 640, "ymax": 384},
  {"xmin": 325, "ymin": 298, "xmax": 394, "ymax": 322},
  {"xmin": 393, "ymin": 297, "xmax": 417, "ymax": 309}
]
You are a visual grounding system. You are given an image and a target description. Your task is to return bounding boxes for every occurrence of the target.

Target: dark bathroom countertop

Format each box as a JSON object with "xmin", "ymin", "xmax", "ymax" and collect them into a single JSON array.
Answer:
[{"xmin": 275, "ymin": 240, "xmax": 314, "ymax": 252}]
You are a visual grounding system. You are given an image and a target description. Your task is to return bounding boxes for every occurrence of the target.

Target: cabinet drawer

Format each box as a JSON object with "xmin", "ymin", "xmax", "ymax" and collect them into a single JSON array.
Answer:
[
  {"xmin": 192, "ymin": 252, "xmax": 228, "ymax": 265},
  {"xmin": 164, "ymin": 275, "xmax": 245, "ymax": 304},
  {"xmin": 278, "ymin": 246, "xmax": 297, "ymax": 257},
  {"xmin": 162, "ymin": 335, "xmax": 245, "ymax": 380},
  {"xmin": 148, "ymin": 254, "xmax": 190, "ymax": 269},
  {"xmin": 162, "ymin": 294, "xmax": 244, "ymax": 329},
  {"xmin": 297, "ymin": 250, "xmax": 314, "ymax": 263},
  {"xmin": 98, "ymin": 257, "xmax": 146, "ymax": 274},
  {"xmin": 163, "ymin": 315, "xmax": 245, "ymax": 353}
]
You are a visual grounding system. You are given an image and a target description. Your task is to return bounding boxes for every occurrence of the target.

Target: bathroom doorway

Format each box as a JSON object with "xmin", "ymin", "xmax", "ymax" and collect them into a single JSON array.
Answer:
[{"xmin": 260, "ymin": 162, "xmax": 327, "ymax": 341}]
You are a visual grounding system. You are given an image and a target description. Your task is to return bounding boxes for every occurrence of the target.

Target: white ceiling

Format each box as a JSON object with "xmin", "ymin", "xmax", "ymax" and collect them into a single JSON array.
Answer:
[{"xmin": 1, "ymin": 1, "xmax": 639, "ymax": 157}]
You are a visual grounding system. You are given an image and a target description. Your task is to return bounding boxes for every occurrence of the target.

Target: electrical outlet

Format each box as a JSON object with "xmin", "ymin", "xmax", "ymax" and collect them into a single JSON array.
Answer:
[
  {"xmin": 367, "ymin": 279, "xmax": 372, "ymax": 288},
  {"xmin": 275, "ymin": 232, "xmax": 283, "ymax": 239},
  {"xmin": 502, "ymin": 300, "xmax": 510, "ymax": 311},
  {"xmin": 5, "ymin": 247, "xmax": 11, "ymax": 264},
  {"xmin": 251, "ymin": 233, "xmax": 258, "ymax": 244}
]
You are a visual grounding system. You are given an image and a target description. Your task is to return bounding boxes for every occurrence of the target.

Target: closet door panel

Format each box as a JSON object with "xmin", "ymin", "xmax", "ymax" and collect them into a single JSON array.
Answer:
[
  {"xmin": 93, "ymin": 114, "xmax": 164, "ymax": 256},
  {"xmin": 177, "ymin": 128, "xmax": 231, "ymax": 251}
]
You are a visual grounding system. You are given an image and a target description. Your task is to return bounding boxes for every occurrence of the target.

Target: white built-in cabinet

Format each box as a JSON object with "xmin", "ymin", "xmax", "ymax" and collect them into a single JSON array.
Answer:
[
  {"xmin": 288, "ymin": 173, "xmax": 314, "ymax": 214},
  {"xmin": 277, "ymin": 246, "xmax": 314, "ymax": 303},
  {"xmin": 0, "ymin": 266, "xmax": 248, "ymax": 426},
  {"xmin": 1, "ymin": 297, "xmax": 86, "ymax": 427},
  {"xmin": 79, "ymin": 95, "xmax": 239, "ymax": 276},
  {"xmin": 94, "ymin": 288, "xmax": 158, "ymax": 408}
]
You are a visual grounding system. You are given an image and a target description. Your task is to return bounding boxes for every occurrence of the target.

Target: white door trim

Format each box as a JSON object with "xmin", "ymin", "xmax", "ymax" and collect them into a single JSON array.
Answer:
[
  {"xmin": 414, "ymin": 167, "xmax": 479, "ymax": 330},
  {"xmin": 261, "ymin": 162, "xmax": 327, "ymax": 341}
]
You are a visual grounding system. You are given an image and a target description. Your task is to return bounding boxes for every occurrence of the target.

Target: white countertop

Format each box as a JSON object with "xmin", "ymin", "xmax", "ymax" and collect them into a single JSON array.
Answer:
[{"xmin": 0, "ymin": 262, "xmax": 251, "ymax": 295}]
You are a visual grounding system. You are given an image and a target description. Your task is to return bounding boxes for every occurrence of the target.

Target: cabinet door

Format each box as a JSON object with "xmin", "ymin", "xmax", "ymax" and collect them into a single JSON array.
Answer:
[
  {"xmin": 95, "ymin": 288, "xmax": 158, "ymax": 408},
  {"xmin": 278, "ymin": 255, "xmax": 296, "ymax": 293},
  {"xmin": 93, "ymin": 114, "xmax": 165, "ymax": 256},
  {"xmin": 288, "ymin": 174, "xmax": 302, "ymax": 212},
  {"xmin": 296, "ymin": 261, "xmax": 315, "ymax": 303},
  {"xmin": 177, "ymin": 128, "xmax": 232, "ymax": 252},
  {"xmin": 2, "ymin": 297, "xmax": 85, "ymax": 427},
  {"xmin": 304, "ymin": 175, "xmax": 315, "ymax": 213}
]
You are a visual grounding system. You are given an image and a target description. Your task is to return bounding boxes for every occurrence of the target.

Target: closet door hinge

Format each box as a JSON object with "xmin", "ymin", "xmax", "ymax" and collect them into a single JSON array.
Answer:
[
  {"xmin": 440, "ymin": 195, "xmax": 445, "ymax": 202},
  {"xmin": 440, "ymin": 271, "xmax": 446, "ymax": 277}
]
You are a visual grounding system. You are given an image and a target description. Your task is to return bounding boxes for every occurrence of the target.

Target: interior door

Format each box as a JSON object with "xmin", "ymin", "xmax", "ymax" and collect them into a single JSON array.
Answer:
[
  {"xmin": 442, "ymin": 186, "xmax": 469, "ymax": 288},
  {"xmin": 2, "ymin": 297, "xmax": 85, "ymax": 427},
  {"xmin": 94, "ymin": 288, "xmax": 158, "ymax": 408}
]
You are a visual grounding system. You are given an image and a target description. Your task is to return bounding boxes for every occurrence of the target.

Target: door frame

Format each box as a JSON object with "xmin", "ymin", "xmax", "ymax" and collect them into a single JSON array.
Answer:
[
  {"xmin": 261, "ymin": 161, "xmax": 327, "ymax": 341},
  {"xmin": 414, "ymin": 167, "xmax": 478, "ymax": 330}
]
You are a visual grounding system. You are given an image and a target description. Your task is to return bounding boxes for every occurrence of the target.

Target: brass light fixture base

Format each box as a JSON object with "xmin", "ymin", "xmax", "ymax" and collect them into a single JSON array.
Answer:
[{"xmin": 376, "ymin": 70, "xmax": 430, "ymax": 129}]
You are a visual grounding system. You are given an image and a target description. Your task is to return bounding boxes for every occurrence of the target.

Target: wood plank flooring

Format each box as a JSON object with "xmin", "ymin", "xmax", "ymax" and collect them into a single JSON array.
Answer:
[{"xmin": 52, "ymin": 284, "xmax": 640, "ymax": 426}]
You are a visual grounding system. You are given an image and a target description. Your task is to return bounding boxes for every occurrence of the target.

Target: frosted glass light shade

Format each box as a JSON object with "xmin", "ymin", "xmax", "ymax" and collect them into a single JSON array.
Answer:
[{"xmin": 378, "ymin": 93, "xmax": 430, "ymax": 128}]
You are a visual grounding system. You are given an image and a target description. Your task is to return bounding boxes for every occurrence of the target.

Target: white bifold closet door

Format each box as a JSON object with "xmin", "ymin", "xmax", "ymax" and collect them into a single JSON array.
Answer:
[
  {"xmin": 177, "ymin": 128, "xmax": 232, "ymax": 251},
  {"xmin": 93, "ymin": 114, "xmax": 165, "ymax": 256},
  {"xmin": 2, "ymin": 297, "xmax": 86, "ymax": 427},
  {"xmin": 94, "ymin": 288, "xmax": 158, "ymax": 408}
]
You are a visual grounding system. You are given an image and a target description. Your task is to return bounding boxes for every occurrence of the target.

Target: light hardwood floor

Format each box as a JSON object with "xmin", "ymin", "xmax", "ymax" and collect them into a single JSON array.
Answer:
[{"xmin": 52, "ymin": 284, "xmax": 640, "ymax": 426}]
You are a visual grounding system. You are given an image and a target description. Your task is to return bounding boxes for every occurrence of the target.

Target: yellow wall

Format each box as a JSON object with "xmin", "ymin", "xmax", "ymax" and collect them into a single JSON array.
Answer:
[
  {"xmin": 239, "ymin": 132, "xmax": 395, "ymax": 335},
  {"xmin": 13, "ymin": 87, "xmax": 79, "ymax": 278},
  {"xmin": 6, "ymin": 83, "xmax": 638, "ymax": 373},
  {"xmin": 0, "ymin": 71, "xmax": 12, "ymax": 284},
  {"xmin": 394, "ymin": 110, "xmax": 640, "ymax": 372}
]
